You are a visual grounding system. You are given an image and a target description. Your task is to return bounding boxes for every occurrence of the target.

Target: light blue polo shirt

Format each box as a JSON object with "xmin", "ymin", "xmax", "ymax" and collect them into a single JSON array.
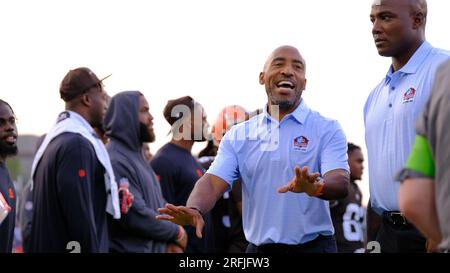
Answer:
[
  {"xmin": 364, "ymin": 42, "xmax": 450, "ymax": 215},
  {"xmin": 207, "ymin": 99, "xmax": 349, "ymax": 246}
]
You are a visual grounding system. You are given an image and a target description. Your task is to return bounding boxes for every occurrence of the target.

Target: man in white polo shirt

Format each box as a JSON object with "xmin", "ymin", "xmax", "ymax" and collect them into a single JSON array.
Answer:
[{"xmin": 156, "ymin": 45, "xmax": 350, "ymax": 253}]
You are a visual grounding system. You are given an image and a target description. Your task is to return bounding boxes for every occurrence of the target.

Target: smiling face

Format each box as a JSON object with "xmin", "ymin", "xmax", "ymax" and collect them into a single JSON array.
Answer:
[
  {"xmin": 0, "ymin": 102, "xmax": 18, "ymax": 161},
  {"xmin": 259, "ymin": 46, "xmax": 307, "ymax": 115}
]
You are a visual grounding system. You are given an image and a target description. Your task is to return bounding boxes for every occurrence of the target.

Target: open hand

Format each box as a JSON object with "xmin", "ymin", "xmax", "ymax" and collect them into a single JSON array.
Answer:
[
  {"xmin": 277, "ymin": 166, "xmax": 322, "ymax": 196},
  {"xmin": 156, "ymin": 203, "xmax": 205, "ymax": 238}
]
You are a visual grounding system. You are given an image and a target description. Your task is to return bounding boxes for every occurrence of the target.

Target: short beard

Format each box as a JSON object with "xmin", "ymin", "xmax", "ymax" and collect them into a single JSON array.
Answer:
[
  {"xmin": 271, "ymin": 99, "xmax": 294, "ymax": 111},
  {"xmin": 0, "ymin": 143, "xmax": 18, "ymax": 158},
  {"xmin": 139, "ymin": 122, "xmax": 155, "ymax": 143}
]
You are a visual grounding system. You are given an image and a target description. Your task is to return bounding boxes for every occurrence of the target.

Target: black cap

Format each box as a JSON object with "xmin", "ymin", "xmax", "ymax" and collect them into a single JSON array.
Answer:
[{"xmin": 59, "ymin": 67, "xmax": 111, "ymax": 101}]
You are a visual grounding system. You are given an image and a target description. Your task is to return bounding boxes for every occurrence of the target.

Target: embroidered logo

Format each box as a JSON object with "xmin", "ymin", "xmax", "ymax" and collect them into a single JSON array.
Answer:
[
  {"xmin": 78, "ymin": 169, "xmax": 86, "ymax": 178},
  {"xmin": 57, "ymin": 111, "xmax": 70, "ymax": 123},
  {"xmin": 293, "ymin": 136, "xmax": 309, "ymax": 151},
  {"xmin": 403, "ymin": 87, "xmax": 416, "ymax": 104}
]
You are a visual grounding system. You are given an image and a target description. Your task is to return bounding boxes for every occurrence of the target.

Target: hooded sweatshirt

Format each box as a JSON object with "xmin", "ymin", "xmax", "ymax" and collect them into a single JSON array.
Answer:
[{"xmin": 105, "ymin": 91, "xmax": 179, "ymax": 253}]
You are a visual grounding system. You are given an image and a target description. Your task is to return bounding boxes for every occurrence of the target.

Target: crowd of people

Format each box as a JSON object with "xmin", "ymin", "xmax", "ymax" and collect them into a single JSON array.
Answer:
[{"xmin": 1, "ymin": 0, "xmax": 450, "ymax": 253}]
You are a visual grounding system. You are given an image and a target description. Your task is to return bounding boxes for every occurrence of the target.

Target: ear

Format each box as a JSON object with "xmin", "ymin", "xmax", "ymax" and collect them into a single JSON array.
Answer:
[
  {"xmin": 259, "ymin": 72, "xmax": 265, "ymax": 85},
  {"xmin": 80, "ymin": 93, "xmax": 91, "ymax": 107},
  {"xmin": 412, "ymin": 11, "xmax": 425, "ymax": 29}
]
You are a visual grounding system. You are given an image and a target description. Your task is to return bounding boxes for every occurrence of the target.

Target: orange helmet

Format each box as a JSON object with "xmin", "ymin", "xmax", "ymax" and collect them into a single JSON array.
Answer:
[{"xmin": 211, "ymin": 105, "xmax": 248, "ymax": 145}]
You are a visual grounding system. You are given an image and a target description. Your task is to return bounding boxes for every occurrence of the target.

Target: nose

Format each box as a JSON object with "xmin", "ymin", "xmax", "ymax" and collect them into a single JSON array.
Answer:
[
  {"xmin": 281, "ymin": 65, "xmax": 293, "ymax": 77},
  {"xmin": 372, "ymin": 19, "xmax": 382, "ymax": 36}
]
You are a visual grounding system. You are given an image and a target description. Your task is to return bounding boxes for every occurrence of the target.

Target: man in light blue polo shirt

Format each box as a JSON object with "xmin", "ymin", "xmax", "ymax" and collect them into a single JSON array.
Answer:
[
  {"xmin": 156, "ymin": 45, "xmax": 350, "ymax": 253},
  {"xmin": 365, "ymin": 0, "xmax": 450, "ymax": 252}
]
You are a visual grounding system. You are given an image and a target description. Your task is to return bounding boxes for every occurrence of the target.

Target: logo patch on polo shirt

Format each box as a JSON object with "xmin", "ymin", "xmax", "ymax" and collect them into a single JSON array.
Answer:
[
  {"xmin": 293, "ymin": 136, "xmax": 309, "ymax": 151},
  {"xmin": 403, "ymin": 87, "xmax": 416, "ymax": 104}
]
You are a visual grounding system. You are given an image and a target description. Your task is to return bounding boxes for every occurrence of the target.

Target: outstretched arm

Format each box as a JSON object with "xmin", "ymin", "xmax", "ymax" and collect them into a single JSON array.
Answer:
[
  {"xmin": 277, "ymin": 166, "xmax": 349, "ymax": 200},
  {"xmin": 157, "ymin": 173, "xmax": 229, "ymax": 238}
]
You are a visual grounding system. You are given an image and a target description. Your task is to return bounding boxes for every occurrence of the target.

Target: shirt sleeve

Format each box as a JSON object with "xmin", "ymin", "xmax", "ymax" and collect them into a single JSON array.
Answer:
[
  {"xmin": 397, "ymin": 80, "xmax": 435, "ymax": 181},
  {"xmin": 111, "ymin": 161, "xmax": 179, "ymax": 242},
  {"xmin": 206, "ymin": 130, "xmax": 240, "ymax": 189},
  {"xmin": 403, "ymin": 135, "xmax": 435, "ymax": 178},
  {"xmin": 55, "ymin": 140, "xmax": 103, "ymax": 253},
  {"xmin": 320, "ymin": 121, "xmax": 350, "ymax": 175}
]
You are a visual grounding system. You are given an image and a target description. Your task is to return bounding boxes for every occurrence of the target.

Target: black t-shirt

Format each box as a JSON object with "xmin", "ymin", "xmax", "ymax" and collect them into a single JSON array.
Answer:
[
  {"xmin": 29, "ymin": 133, "xmax": 108, "ymax": 253},
  {"xmin": 330, "ymin": 181, "xmax": 364, "ymax": 253},
  {"xmin": 151, "ymin": 143, "xmax": 214, "ymax": 253},
  {"xmin": 17, "ymin": 182, "xmax": 32, "ymax": 253},
  {"xmin": 199, "ymin": 155, "xmax": 230, "ymax": 253},
  {"xmin": 191, "ymin": 155, "xmax": 248, "ymax": 253},
  {"xmin": 227, "ymin": 179, "xmax": 248, "ymax": 253},
  {"xmin": 0, "ymin": 162, "xmax": 16, "ymax": 253}
]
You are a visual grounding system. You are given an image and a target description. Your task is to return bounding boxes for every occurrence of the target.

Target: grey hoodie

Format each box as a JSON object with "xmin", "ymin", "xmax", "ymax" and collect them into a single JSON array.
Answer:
[{"xmin": 105, "ymin": 91, "xmax": 179, "ymax": 253}]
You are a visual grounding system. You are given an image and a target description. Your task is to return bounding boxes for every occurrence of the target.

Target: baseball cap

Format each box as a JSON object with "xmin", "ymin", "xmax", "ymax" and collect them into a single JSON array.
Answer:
[{"xmin": 59, "ymin": 67, "xmax": 111, "ymax": 102}]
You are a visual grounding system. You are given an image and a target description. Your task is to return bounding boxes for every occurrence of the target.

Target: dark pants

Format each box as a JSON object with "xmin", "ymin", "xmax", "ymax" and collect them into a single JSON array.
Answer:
[
  {"xmin": 376, "ymin": 212, "xmax": 426, "ymax": 253},
  {"xmin": 246, "ymin": 235, "xmax": 337, "ymax": 253}
]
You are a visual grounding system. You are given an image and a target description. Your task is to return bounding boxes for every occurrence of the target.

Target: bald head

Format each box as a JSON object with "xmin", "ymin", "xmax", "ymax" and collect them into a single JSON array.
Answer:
[
  {"xmin": 374, "ymin": 0, "xmax": 426, "ymax": 7},
  {"xmin": 263, "ymin": 45, "xmax": 306, "ymax": 72},
  {"xmin": 373, "ymin": 0, "xmax": 427, "ymax": 27}
]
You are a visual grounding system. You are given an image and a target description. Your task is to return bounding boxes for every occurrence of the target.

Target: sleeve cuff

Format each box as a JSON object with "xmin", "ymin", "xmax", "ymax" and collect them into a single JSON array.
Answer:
[{"xmin": 396, "ymin": 168, "xmax": 432, "ymax": 182}]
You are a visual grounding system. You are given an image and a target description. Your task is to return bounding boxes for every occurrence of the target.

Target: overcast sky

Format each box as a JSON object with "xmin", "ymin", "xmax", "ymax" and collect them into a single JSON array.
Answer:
[{"xmin": 1, "ymin": 0, "xmax": 450, "ymax": 203}]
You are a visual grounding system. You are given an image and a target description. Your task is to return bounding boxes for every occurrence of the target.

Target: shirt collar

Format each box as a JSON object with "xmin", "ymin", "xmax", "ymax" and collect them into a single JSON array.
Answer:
[
  {"xmin": 65, "ymin": 110, "xmax": 96, "ymax": 136},
  {"xmin": 386, "ymin": 41, "xmax": 433, "ymax": 79},
  {"xmin": 260, "ymin": 99, "xmax": 310, "ymax": 125}
]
